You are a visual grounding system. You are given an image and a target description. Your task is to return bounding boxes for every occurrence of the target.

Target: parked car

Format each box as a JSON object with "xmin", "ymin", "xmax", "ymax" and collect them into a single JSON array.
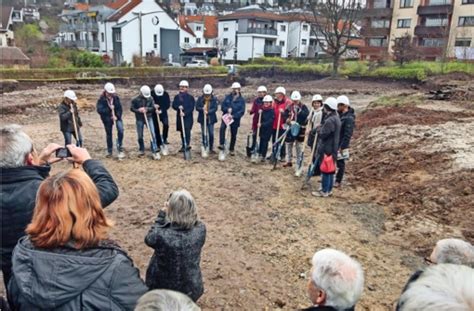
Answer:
[
  {"xmin": 163, "ymin": 62, "xmax": 182, "ymax": 67},
  {"xmin": 185, "ymin": 60, "xmax": 209, "ymax": 68}
]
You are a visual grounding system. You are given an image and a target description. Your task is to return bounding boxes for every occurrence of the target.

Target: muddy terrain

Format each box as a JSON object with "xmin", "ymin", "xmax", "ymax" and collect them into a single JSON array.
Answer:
[{"xmin": 1, "ymin": 77, "xmax": 473, "ymax": 310}]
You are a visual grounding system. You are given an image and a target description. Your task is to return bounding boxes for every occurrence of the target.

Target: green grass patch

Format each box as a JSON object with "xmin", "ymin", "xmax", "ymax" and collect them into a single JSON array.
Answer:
[{"xmin": 368, "ymin": 94, "xmax": 424, "ymax": 108}]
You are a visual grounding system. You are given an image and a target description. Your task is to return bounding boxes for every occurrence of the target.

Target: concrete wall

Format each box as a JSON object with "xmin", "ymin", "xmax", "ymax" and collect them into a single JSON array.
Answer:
[
  {"xmin": 237, "ymin": 35, "xmax": 266, "ymax": 61},
  {"xmin": 288, "ymin": 21, "xmax": 302, "ymax": 57},
  {"xmin": 218, "ymin": 20, "xmax": 237, "ymax": 60},
  {"xmin": 276, "ymin": 21, "xmax": 289, "ymax": 57}
]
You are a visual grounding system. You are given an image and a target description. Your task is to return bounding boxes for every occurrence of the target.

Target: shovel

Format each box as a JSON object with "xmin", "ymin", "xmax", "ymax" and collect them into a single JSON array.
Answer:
[
  {"xmin": 201, "ymin": 114, "xmax": 209, "ymax": 158},
  {"xmin": 70, "ymin": 105, "xmax": 82, "ymax": 147},
  {"xmin": 251, "ymin": 110, "xmax": 262, "ymax": 163},
  {"xmin": 270, "ymin": 111, "xmax": 282, "ymax": 166},
  {"xmin": 295, "ymin": 111, "xmax": 313, "ymax": 177},
  {"xmin": 302, "ymin": 130, "xmax": 320, "ymax": 189},
  {"xmin": 180, "ymin": 108, "xmax": 191, "ymax": 160},
  {"xmin": 144, "ymin": 111, "xmax": 160, "ymax": 160},
  {"xmin": 155, "ymin": 108, "xmax": 169, "ymax": 156},
  {"xmin": 219, "ymin": 113, "xmax": 233, "ymax": 161}
]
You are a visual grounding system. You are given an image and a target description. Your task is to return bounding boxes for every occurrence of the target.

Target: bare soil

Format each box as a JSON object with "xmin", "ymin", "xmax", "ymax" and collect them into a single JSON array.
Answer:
[{"xmin": 1, "ymin": 78, "xmax": 472, "ymax": 310}]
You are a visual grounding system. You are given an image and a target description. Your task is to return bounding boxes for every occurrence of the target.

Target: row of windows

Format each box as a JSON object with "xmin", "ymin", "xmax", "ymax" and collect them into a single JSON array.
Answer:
[
  {"xmin": 368, "ymin": 37, "xmax": 472, "ymax": 47},
  {"xmin": 387, "ymin": 16, "xmax": 473, "ymax": 29},
  {"xmin": 183, "ymin": 37, "xmax": 210, "ymax": 44}
]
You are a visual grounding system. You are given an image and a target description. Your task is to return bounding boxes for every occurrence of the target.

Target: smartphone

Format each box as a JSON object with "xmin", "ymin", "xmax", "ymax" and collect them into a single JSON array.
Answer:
[{"xmin": 56, "ymin": 148, "xmax": 72, "ymax": 158}]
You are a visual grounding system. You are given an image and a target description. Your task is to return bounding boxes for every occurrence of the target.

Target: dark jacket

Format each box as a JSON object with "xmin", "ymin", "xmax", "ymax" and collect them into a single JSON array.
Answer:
[
  {"xmin": 151, "ymin": 91, "xmax": 171, "ymax": 122},
  {"xmin": 317, "ymin": 111, "xmax": 341, "ymax": 159},
  {"xmin": 8, "ymin": 237, "xmax": 147, "ymax": 310},
  {"xmin": 58, "ymin": 101, "xmax": 82, "ymax": 133},
  {"xmin": 221, "ymin": 93, "xmax": 245, "ymax": 127},
  {"xmin": 196, "ymin": 95, "xmax": 218, "ymax": 125},
  {"xmin": 284, "ymin": 103, "xmax": 310, "ymax": 142},
  {"xmin": 130, "ymin": 95, "xmax": 155, "ymax": 122},
  {"xmin": 250, "ymin": 96, "xmax": 264, "ymax": 131},
  {"xmin": 172, "ymin": 92, "xmax": 195, "ymax": 131},
  {"xmin": 97, "ymin": 93, "xmax": 123, "ymax": 124},
  {"xmin": 338, "ymin": 108, "xmax": 355, "ymax": 150},
  {"xmin": 259, "ymin": 105, "xmax": 275, "ymax": 139},
  {"xmin": 145, "ymin": 210, "xmax": 206, "ymax": 302},
  {"xmin": 1, "ymin": 160, "xmax": 119, "ymax": 289}
]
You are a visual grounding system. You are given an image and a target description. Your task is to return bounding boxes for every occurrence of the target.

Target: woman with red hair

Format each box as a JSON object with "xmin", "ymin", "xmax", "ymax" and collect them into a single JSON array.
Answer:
[{"xmin": 8, "ymin": 169, "xmax": 147, "ymax": 310}]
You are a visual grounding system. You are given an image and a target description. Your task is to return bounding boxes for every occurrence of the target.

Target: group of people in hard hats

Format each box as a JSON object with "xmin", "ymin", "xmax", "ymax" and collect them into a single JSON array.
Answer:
[{"xmin": 58, "ymin": 81, "xmax": 354, "ymax": 196}]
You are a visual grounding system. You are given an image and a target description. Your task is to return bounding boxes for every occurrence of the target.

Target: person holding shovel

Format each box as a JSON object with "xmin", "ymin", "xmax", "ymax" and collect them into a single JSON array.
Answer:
[
  {"xmin": 335, "ymin": 95, "xmax": 355, "ymax": 188},
  {"xmin": 218, "ymin": 82, "xmax": 245, "ymax": 156},
  {"xmin": 96, "ymin": 82, "xmax": 125, "ymax": 159},
  {"xmin": 270, "ymin": 86, "xmax": 291, "ymax": 160},
  {"xmin": 257, "ymin": 95, "xmax": 275, "ymax": 162},
  {"xmin": 130, "ymin": 85, "xmax": 160, "ymax": 160},
  {"xmin": 249, "ymin": 86, "xmax": 267, "ymax": 156},
  {"xmin": 172, "ymin": 80, "xmax": 195, "ymax": 153},
  {"xmin": 152, "ymin": 84, "xmax": 171, "ymax": 146},
  {"xmin": 58, "ymin": 90, "xmax": 83, "ymax": 147},
  {"xmin": 196, "ymin": 84, "xmax": 218, "ymax": 155}
]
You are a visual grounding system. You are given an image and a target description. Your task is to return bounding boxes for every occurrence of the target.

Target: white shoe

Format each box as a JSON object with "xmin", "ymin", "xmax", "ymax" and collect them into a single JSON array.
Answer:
[
  {"xmin": 117, "ymin": 151, "xmax": 125, "ymax": 159},
  {"xmin": 312, "ymin": 191, "xmax": 329, "ymax": 197},
  {"xmin": 152, "ymin": 153, "xmax": 161, "ymax": 160}
]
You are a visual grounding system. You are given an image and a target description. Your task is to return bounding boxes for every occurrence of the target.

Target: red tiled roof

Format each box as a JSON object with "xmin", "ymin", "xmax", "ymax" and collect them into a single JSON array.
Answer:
[
  {"xmin": 219, "ymin": 11, "xmax": 290, "ymax": 22},
  {"xmin": 74, "ymin": 3, "xmax": 90, "ymax": 11},
  {"xmin": 107, "ymin": 0, "xmax": 141, "ymax": 22},
  {"xmin": 185, "ymin": 47, "xmax": 216, "ymax": 53},
  {"xmin": 178, "ymin": 15, "xmax": 195, "ymax": 36},
  {"xmin": 179, "ymin": 15, "xmax": 218, "ymax": 39},
  {"xmin": 106, "ymin": 0, "xmax": 129, "ymax": 10}
]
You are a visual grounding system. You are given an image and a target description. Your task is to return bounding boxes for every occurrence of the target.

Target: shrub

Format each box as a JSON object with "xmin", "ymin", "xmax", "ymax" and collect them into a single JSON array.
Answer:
[
  {"xmin": 70, "ymin": 51, "xmax": 105, "ymax": 68},
  {"xmin": 251, "ymin": 57, "xmax": 289, "ymax": 65}
]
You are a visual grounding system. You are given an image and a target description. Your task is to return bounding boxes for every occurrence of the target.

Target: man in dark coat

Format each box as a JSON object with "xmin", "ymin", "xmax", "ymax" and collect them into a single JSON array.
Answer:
[
  {"xmin": 335, "ymin": 95, "xmax": 355, "ymax": 187},
  {"xmin": 172, "ymin": 80, "xmax": 195, "ymax": 152},
  {"xmin": 249, "ymin": 86, "xmax": 267, "ymax": 154},
  {"xmin": 196, "ymin": 84, "xmax": 218, "ymax": 153},
  {"xmin": 96, "ymin": 82, "xmax": 125, "ymax": 159},
  {"xmin": 58, "ymin": 90, "xmax": 82, "ymax": 147},
  {"xmin": 0, "ymin": 124, "xmax": 119, "ymax": 292},
  {"xmin": 258, "ymin": 95, "xmax": 275, "ymax": 161},
  {"xmin": 151, "ymin": 84, "xmax": 171, "ymax": 145},
  {"xmin": 218, "ymin": 82, "xmax": 245, "ymax": 156},
  {"xmin": 131, "ymin": 85, "xmax": 160, "ymax": 159}
]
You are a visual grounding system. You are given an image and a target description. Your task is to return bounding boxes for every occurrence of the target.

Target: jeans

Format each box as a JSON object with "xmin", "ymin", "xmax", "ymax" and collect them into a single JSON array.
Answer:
[
  {"xmin": 286, "ymin": 141, "xmax": 302, "ymax": 164},
  {"xmin": 321, "ymin": 173, "xmax": 334, "ymax": 194},
  {"xmin": 104, "ymin": 120, "xmax": 124, "ymax": 153},
  {"xmin": 336, "ymin": 159, "xmax": 346, "ymax": 183},
  {"xmin": 136, "ymin": 118, "xmax": 158, "ymax": 153},
  {"xmin": 63, "ymin": 131, "xmax": 82, "ymax": 147},
  {"xmin": 151, "ymin": 113, "xmax": 163, "ymax": 147},
  {"xmin": 219, "ymin": 122, "xmax": 239, "ymax": 151},
  {"xmin": 259, "ymin": 135, "xmax": 271, "ymax": 159},
  {"xmin": 180, "ymin": 127, "xmax": 192, "ymax": 149},
  {"xmin": 272, "ymin": 129, "xmax": 286, "ymax": 158},
  {"xmin": 201, "ymin": 122, "xmax": 215, "ymax": 151},
  {"xmin": 161, "ymin": 118, "xmax": 169, "ymax": 143},
  {"xmin": 311, "ymin": 154, "xmax": 322, "ymax": 177}
]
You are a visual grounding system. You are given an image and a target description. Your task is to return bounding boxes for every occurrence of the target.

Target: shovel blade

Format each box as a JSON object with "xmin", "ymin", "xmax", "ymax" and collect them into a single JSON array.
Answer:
[
  {"xmin": 201, "ymin": 146, "xmax": 209, "ymax": 158},
  {"xmin": 218, "ymin": 150, "xmax": 226, "ymax": 161},
  {"xmin": 161, "ymin": 145, "xmax": 169, "ymax": 156},
  {"xmin": 184, "ymin": 150, "xmax": 191, "ymax": 160}
]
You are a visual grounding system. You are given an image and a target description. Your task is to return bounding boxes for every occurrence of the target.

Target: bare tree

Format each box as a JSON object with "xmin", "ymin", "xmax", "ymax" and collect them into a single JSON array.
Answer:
[
  {"xmin": 308, "ymin": 0, "xmax": 362, "ymax": 77},
  {"xmin": 392, "ymin": 33, "xmax": 419, "ymax": 66},
  {"xmin": 215, "ymin": 38, "xmax": 235, "ymax": 65}
]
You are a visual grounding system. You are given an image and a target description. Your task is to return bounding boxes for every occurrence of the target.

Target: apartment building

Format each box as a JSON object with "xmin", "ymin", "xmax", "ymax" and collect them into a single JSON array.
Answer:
[
  {"xmin": 178, "ymin": 15, "xmax": 218, "ymax": 49},
  {"xmin": 360, "ymin": 0, "xmax": 473, "ymax": 60}
]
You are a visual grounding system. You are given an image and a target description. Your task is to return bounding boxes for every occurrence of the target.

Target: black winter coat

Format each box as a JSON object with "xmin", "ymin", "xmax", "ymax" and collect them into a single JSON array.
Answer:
[
  {"xmin": 0, "ymin": 160, "xmax": 119, "ymax": 290},
  {"xmin": 196, "ymin": 95, "xmax": 218, "ymax": 125},
  {"xmin": 172, "ymin": 92, "xmax": 195, "ymax": 131},
  {"xmin": 221, "ymin": 93, "xmax": 245, "ymax": 127},
  {"xmin": 338, "ymin": 108, "xmax": 355, "ymax": 150},
  {"xmin": 151, "ymin": 91, "xmax": 171, "ymax": 122},
  {"xmin": 58, "ymin": 101, "xmax": 82, "ymax": 133},
  {"xmin": 284, "ymin": 104, "xmax": 310, "ymax": 142},
  {"xmin": 259, "ymin": 106, "xmax": 275, "ymax": 140},
  {"xmin": 317, "ymin": 111, "xmax": 341, "ymax": 159},
  {"xmin": 97, "ymin": 93, "xmax": 123, "ymax": 124},
  {"xmin": 130, "ymin": 95, "xmax": 155, "ymax": 122},
  {"xmin": 8, "ymin": 237, "xmax": 147, "ymax": 310},
  {"xmin": 145, "ymin": 210, "xmax": 206, "ymax": 302}
]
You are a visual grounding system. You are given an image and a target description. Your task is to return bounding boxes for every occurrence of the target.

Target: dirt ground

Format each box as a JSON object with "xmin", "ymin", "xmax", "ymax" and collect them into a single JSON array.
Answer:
[{"xmin": 1, "ymin": 77, "xmax": 473, "ymax": 310}]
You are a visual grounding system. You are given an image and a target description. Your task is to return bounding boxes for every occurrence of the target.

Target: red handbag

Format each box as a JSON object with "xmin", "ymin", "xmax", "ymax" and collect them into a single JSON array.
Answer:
[{"xmin": 320, "ymin": 154, "xmax": 336, "ymax": 174}]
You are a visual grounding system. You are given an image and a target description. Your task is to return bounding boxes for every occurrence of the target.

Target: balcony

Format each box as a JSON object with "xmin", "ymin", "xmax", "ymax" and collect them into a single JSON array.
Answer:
[
  {"xmin": 362, "ymin": 8, "xmax": 393, "ymax": 18},
  {"xmin": 264, "ymin": 45, "xmax": 282, "ymax": 55},
  {"xmin": 417, "ymin": 4, "xmax": 453, "ymax": 15},
  {"xmin": 59, "ymin": 23, "xmax": 99, "ymax": 33},
  {"xmin": 59, "ymin": 24, "xmax": 76, "ymax": 32},
  {"xmin": 58, "ymin": 40, "xmax": 100, "ymax": 50},
  {"xmin": 242, "ymin": 27, "xmax": 278, "ymax": 36},
  {"xmin": 361, "ymin": 27, "xmax": 390, "ymax": 36},
  {"xmin": 414, "ymin": 25, "xmax": 447, "ymax": 37}
]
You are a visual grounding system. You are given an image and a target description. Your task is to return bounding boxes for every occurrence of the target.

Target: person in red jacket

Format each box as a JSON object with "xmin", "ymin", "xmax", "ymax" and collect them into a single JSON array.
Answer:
[{"xmin": 271, "ymin": 86, "xmax": 291, "ymax": 160}]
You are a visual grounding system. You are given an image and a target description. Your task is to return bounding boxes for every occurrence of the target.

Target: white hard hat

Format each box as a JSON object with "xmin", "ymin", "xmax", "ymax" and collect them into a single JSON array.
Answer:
[
  {"xmin": 337, "ymin": 95, "xmax": 350, "ymax": 106},
  {"xmin": 179, "ymin": 80, "xmax": 189, "ymax": 87},
  {"xmin": 324, "ymin": 97, "xmax": 338, "ymax": 111},
  {"xmin": 203, "ymin": 84, "xmax": 213, "ymax": 95},
  {"xmin": 64, "ymin": 90, "xmax": 77, "ymax": 101},
  {"xmin": 312, "ymin": 94, "xmax": 323, "ymax": 102},
  {"xmin": 275, "ymin": 86, "xmax": 286, "ymax": 95},
  {"xmin": 154, "ymin": 84, "xmax": 164, "ymax": 96},
  {"xmin": 291, "ymin": 91, "xmax": 301, "ymax": 101},
  {"xmin": 257, "ymin": 85, "xmax": 267, "ymax": 93},
  {"xmin": 140, "ymin": 85, "xmax": 151, "ymax": 98},
  {"xmin": 263, "ymin": 95, "xmax": 273, "ymax": 102},
  {"xmin": 104, "ymin": 82, "xmax": 116, "ymax": 94},
  {"xmin": 231, "ymin": 82, "xmax": 241, "ymax": 89}
]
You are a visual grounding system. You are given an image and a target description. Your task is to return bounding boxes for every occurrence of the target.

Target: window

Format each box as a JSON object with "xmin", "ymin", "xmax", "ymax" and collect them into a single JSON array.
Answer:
[
  {"xmin": 302, "ymin": 39, "xmax": 307, "ymax": 45},
  {"xmin": 280, "ymin": 25, "xmax": 286, "ymax": 31},
  {"xmin": 223, "ymin": 24, "xmax": 229, "ymax": 31},
  {"xmin": 374, "ymin": 0, "xmax": 388, "ymax": 8},
  {"xmin": 420, "ymin": 38, "xmax": 445, "ymax": 47},
  {"xmin": 462, "ymin": 0, "xmax": 474, "ymax": 4},
  {"xmin": 302, "ymin": 24, "xmax": 309, "ymax": 31},
  {"xmin": 429, "ymin": 0, "xmax": 450, "ymax": 5},
  {"xmin": 400, "ymin": 0, "xmax": 413, "ymax": 8},
  {"xmin": 397, "ymin": 18, "xmax": 411, "ymax": 28},
  {"xmin": 196, "ymin": 38, "xmax": 201, "ymax": 44},
  {"xmin": 425, "ymin": 17, "xmax": 448, "ymax": 26},
  {"xmin": 371, "ymin": 19, "xmax": 390, "ymax": 28},
  {"xmin": 115, "ymin": 32, "xmax": 121, "ymax": 42},
  {"xmin": 301, "ymin": 53, "xmax": 306, "ymax": 57},
  {"xmin": 223, "ymin": 38, "xmax": 228, "ymax": 45},
  {"xmin": 454, "ymin": 38, "xmax": 471, "ymax": 46},
  {"xmin": 153, "ymin": 34, "xmax": 157, "ymax": 49},
  {"xmin": 196, "ymin": 26, "xmax": 202, "ymax": 31},
  {"xmin": 368, "ymin": 37, "xmax": 387, "ymax": 46},
  {"xmin": 279, "ymin": 40, "xmax": 285, "ymax": 46},
  {"xmin": 205, "ymin": 39, "xmax": 209, "ymax": 44},
  {"xmin": 101, "ymin": 32, "xmax": 105, "ymax": 42},
  {"xmin": 458, "ymin": 16, "xmax": 474, "ymax": 26},
  {"xmin": 184, "ymin": 37, "xmax": 189, "ymax": 43}
]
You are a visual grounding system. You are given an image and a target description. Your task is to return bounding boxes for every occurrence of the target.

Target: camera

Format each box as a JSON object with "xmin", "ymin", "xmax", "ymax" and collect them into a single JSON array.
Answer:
[{"xmin": 56, "ymin": 148, "xmax": 72, "ymax": 158}]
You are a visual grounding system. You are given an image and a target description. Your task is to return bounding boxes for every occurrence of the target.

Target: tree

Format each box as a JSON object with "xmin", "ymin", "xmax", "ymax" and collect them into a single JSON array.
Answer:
[
  {"xmin": 14, "ymin": 23, "xmax": 43, "ymax": 53},
  {"xmin": 308, "ymin": 0, "xmax": 362, "ymax": 77},
  {"xmin": 215, "ymin": 38, "xmax": 235, "ymax": 65},
  {"xmin": 392, "ymin": 33, "xmax": 419, "ymax": 66}
]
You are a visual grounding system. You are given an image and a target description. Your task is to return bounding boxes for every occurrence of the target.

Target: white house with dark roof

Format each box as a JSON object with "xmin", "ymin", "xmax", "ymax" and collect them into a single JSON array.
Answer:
[{"xmin": 0, "ymin": 6, "xmax": 14, "ymax": 47}]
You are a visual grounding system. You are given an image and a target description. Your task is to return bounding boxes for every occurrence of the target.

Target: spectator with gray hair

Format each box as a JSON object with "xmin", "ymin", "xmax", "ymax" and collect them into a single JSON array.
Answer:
[
  {"xmin": 0, "ymin": 124, "xmax": 119, "ymax": 292},
  {"xmin": 425, "ymin": 238, "xmax": 474, "ymax": 267},
  {"xmin": 135, "ymin": 289, "xmax": 200, "ymax": 311},
  {"xmin": 396, "ymin": 264, "xmax": 474, "ymax": 311},
  {"xmin": 304, "ymin": 248, "xmax": 364, "ymax": 311},
  {"xmin": 145, "ymin": 190, "xmax": 206, "ymax": 302}
]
